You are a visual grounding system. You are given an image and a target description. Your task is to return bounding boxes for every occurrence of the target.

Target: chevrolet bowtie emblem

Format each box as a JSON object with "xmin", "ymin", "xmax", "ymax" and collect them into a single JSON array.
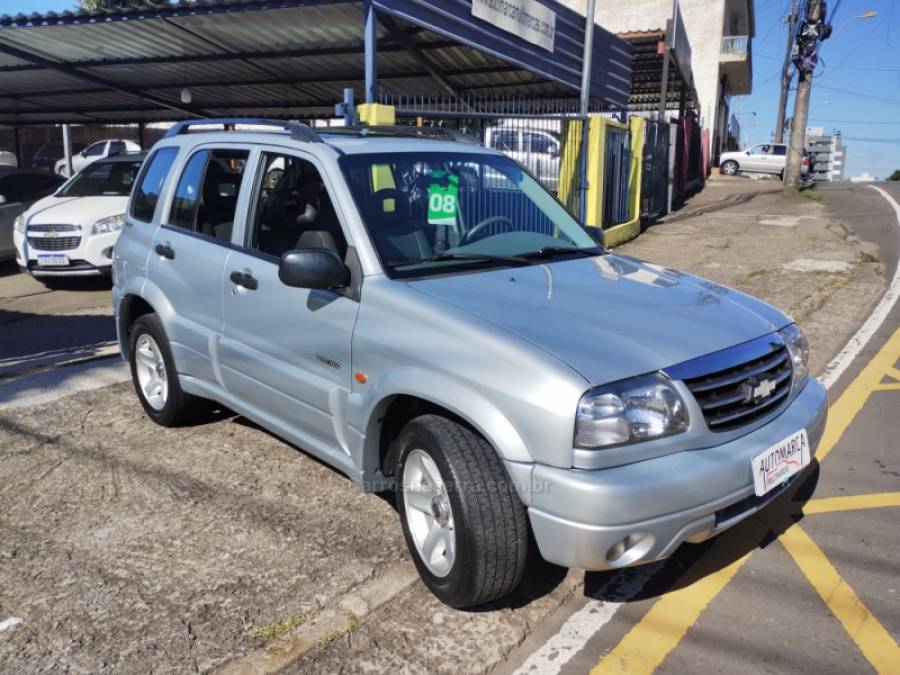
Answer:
[{"xmin": 743, "ymin": 377, "xmax": 776, "ymax": 403}]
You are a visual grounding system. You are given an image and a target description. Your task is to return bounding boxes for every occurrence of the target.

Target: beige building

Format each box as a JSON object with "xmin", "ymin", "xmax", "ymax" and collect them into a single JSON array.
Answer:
[{"xmin": 562, "ymin": 0, "xmax": 754, "ymax": 164}]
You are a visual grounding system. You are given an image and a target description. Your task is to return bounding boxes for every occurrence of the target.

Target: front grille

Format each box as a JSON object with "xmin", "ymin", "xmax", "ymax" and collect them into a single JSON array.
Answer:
[
  {"xmin": 684, "ymin": 344, "xmax": 793, "ymax": 432},
  {"xmin": 26, "ymin": 223, "xmax": 80, "ymax": 233},
  {"xmin": 27, "ymin": 236, "xmax": 81, "ymax": 251}
]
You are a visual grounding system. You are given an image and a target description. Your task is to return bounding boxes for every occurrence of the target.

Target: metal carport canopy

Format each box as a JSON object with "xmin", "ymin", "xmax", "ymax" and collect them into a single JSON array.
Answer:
[{"xmin": 0, "ymin": 0, "xmax": 631, "ymax": 125}]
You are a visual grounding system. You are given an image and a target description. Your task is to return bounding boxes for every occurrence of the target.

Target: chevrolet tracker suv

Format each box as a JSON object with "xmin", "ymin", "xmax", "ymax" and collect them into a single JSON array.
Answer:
[
  {"xmin": 113, "ymin": 118, "xmax": 827, "ymax": 609},
  {"xmin": 15, "ymin": 153, "xmax": 145, "ymax": 282}
]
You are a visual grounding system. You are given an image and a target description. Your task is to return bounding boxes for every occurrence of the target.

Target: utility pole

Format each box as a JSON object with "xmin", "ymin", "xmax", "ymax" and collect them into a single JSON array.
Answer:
[
  {"xmin": 577, "ymin": 0, "xmax": 597, "ymax": 224},
  {"xmin": 784, "ymin": 0, "xmax": 828, "ymax": 191},
  {"xmin": 774, "ymin": 0, "xmax": 799, "ymax": 143}
]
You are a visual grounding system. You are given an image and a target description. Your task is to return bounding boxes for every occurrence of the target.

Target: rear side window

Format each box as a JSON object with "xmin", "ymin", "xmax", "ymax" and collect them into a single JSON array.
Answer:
[
  {"xmin": 169, "ymin": 150, "xmax": 209, "ymax": 230},
  {"xmin": 131, "ymin": 147, "xmax": 178, "ymax": 222},
  {"xmin": 773, "ymin": 145, "xmax": 787, "ymax": 156},
  {"xmin": 164, "ymin": 149, "xmax": 249, "ymax": 243}
]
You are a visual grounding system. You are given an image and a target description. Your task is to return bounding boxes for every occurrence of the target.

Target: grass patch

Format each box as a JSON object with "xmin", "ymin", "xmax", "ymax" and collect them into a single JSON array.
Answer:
[
  {"xmin": 254, "ymin": 612, "xmax": 308, "ymax": 645},
  {"xmin": 316, "ymin": 615, "xmax": 360, "ymax": 650},
  {"xmin": 860, "ymin": 251, "xmax": 878, "ymax": 264},
  {"xmin": 745, "ymin": 268, "xmax": 769, "ymax": 279},
  {"xmin": 796, "ymin": 188, "xmax": 823, "ymax": 202}
]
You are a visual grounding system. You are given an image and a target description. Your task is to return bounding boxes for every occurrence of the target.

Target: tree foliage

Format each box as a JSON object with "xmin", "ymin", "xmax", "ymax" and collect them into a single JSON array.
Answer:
[{"xmin": 888, "ymin": 170, "xmax": 900, "ymax": 182}]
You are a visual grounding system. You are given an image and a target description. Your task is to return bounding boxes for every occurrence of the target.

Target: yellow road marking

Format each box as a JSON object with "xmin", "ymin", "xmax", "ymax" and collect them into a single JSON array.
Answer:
[
  {"xmin": 803, "ymin": 492, "xmax": 900, "ymax": 514},
  {"xmin": 883, "ymin": 365, "xmax": 900, "ymax": 382},
  {"xmin": 779, "ymin": 525, "xmax": 900, "ymax": 673},
  {"xmin": 590, "ymin": 550, "xmax": 752, "ymax": 675},
  {"xmin": 873, "ymin": 383, "xmax": 900, "ymax": 391},
  {"xmin": 817, "ymin": 328, "xmax": 900, "ymax": 462},
  {"xmin": 588, "ymin": 328, "xmax": 900, "ymax": 673}
]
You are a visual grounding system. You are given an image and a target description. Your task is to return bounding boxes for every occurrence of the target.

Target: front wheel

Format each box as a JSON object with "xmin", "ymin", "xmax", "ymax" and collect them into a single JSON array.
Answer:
[
  {"xmin": 720, "ymin": 160, "xmax": 739, "ymax": 176},
  {"xmin": 395, "ymin": 414, "xmax": 529, "ymax": 608}
]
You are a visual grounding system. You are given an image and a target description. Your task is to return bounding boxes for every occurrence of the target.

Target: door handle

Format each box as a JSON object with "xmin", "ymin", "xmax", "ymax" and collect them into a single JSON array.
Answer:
[
  {"xmin": 155, "ymin": 243, "xmax": 175, "ymax": 260},
  {"xmin": 230, "ymin": 270, "xmax": 258, "ymax": 291}
]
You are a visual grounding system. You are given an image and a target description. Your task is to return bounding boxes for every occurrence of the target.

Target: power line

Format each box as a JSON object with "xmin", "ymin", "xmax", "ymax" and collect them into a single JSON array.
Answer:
[
  {"xmin": 837, "ymin": 136, "xmax": 900, "ymax": 144},
  {"xmin": 816, "ymin": 83, "xmax": 900, "ymax": 107},
  {"xmin": 809, "ymin": 117, "xmax": 900, "ymax": 125}
]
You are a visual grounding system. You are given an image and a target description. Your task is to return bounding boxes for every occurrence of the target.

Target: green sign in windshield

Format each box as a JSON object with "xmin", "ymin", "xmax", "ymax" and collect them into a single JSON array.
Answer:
[{"xmin": 427, "ymin": 171, "xmax": 459, "ymax": 226}]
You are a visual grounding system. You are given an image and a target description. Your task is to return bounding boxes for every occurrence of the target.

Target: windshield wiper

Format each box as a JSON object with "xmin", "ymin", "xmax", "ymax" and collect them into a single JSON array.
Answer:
[
  {"xmin": 520, "ymin": 246, "xmax": 604, "ymax": 260},
  {"xmin": 388, "ymin": 252, "xmax": 530, "ymax": 269}
]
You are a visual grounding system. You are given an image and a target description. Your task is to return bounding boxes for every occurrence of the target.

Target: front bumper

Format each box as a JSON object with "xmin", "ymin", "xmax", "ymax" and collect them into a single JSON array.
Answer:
[
  {"xmin": 525, "ymin": 379, "xmax": 828, "ymax": 570},
  {"xmin": 15, "ymin": 229, "xmax": 117, "ymax": 277}
]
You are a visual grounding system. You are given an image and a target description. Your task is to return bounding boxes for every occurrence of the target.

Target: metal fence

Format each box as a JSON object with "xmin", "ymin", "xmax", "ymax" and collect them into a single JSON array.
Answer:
[
  {"xmin": 603, "ymin": 125, "xmax": 631, "ymax": 227},
  {"xmin": 641, "ymin": 119, "xmax": 670, "ymax": 219},
  {"xmin": 381, "ymin": 94, "xmax": 638, "ymax": 230}
]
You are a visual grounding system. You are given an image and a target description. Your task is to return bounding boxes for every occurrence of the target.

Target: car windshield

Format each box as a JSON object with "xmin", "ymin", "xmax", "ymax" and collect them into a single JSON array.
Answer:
[
  {"xmin": 339, "ymin": 152, "xmax": 600, "ymax": 278},
  {"xmin": 59, "ymin": 159, "xmax": 143, "ymax": 198}
]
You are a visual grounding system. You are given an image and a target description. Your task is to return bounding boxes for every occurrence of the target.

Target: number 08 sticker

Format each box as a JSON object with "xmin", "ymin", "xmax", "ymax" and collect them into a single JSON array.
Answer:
[{"xmin": 427, "ymin": 172, "xmax": 459, "ymax": 227}]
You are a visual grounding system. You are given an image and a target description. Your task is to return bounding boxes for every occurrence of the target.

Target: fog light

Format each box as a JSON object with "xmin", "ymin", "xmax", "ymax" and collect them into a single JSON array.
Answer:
[
  {"xmin": 102, "ymin": 246, "xmax": 114, "ymax": 259},
  {"xmin": 605, "ymin": 532, "xmax": 655, "ymax": 566}
]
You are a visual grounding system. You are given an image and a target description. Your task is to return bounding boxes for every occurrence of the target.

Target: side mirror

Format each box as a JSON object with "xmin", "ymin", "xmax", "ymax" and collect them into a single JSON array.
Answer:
[
  {"xmin": 279, "ymin": 249, "xmax": 348, "ymax": 290},
  {"xmin": 745, "ymin": 150, "xmax": 751, "ymax": 155},
  {"xmin": 0, "ymin": 195, "xmax": 6, "ymax": 206}
]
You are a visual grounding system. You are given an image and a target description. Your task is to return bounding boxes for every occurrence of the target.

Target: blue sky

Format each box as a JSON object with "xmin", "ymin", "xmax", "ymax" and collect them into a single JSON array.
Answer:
[
  {"xmin": 4, "ymin": 0, "xmax": 899, "ymax": 178},
  {"xmin": 742, "ymin": 0, "xmax": 900, "ymax": 178}
]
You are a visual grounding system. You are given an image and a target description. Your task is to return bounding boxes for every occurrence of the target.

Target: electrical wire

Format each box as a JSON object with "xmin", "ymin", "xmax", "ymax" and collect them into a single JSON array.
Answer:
[{"xmin": 809, "ymin": 118, "xmax": 900, "ymax": 125}]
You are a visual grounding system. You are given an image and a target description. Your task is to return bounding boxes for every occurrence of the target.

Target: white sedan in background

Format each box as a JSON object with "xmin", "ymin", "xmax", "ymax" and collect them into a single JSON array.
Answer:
[
  {"xmin": 54, "ymin": 139, "xmax": 141, "ymax": 178},
  {"xmin": 15, "ymin": 153, "xmax": 145, "ymax": 285}
]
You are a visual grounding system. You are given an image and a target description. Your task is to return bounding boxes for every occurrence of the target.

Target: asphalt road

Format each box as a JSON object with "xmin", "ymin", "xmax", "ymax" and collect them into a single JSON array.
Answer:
[{"xmin": 505, "ymin": 181, "xmax": 900, "ymax": 675}]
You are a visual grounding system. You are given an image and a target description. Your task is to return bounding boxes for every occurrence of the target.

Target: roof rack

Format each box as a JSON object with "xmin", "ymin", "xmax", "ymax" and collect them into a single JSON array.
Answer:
[
  {"xmin": 164, "ymin": 118, "xmax": 322, "ymax": 143},
  {"xmin": 323, "ymin": 126, "xmax": 482, "ymax": 146}
]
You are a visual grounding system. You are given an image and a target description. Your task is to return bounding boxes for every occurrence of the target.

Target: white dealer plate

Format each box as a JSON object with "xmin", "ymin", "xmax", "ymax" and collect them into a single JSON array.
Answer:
[
  {"xmin": 751, "ymin": 429, "xmax": 810, "ymax": 497},
  {"xmin": 36, "ymin": 254, "xmax": 69, "ymax": 266}
]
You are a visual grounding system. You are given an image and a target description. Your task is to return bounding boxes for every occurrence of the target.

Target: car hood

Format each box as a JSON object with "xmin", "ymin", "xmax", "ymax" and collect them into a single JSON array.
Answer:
[
  {"xmin": 26, "ymin": 195, "xmax": 128, "ymax": 227},
  {"xmin": 408, "ymin": 254, "xmax": 790, "ymax": 385}
]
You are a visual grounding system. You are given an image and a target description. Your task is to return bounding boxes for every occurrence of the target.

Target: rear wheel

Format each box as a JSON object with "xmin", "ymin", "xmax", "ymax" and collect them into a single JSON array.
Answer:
[
  {"xmin": 720, "ymin": 160, "xmax": 739, "ymax": 176},
  {"xmin": 395, "ymin": 414, "xmax": 529, "ymax": 608},
  {"xmin": 128, "ymin": 313, "xmax": 209, "ymax": 426}
]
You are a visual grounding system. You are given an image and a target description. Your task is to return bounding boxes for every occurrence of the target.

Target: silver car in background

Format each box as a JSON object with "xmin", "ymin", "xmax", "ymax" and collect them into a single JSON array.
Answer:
[
  {"xmin": 486, "ymin": 124, "xmax": 561, "ymax": 191},
  {"xmin": 113, "ymin": 119, "xmax": 827, "ymax": 609}
]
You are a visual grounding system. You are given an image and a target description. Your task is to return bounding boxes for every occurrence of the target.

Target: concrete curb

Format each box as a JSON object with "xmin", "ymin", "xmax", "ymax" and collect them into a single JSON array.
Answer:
[{"xmin": 218, "ymin": 563, "xmax": 420, "ymax": 674}]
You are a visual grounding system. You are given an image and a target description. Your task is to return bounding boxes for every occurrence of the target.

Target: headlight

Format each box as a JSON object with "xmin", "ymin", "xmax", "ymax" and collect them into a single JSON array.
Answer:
[
  {"xmin": 13, "ymin": 214, "xmax": 25, "ymax": 234},
  {"xmin": 778, "ymin": 323, "xmax": 809, "ymax": 389},
  {"xmin": 575, "ymin": 373, "xmax": 689, "ymax": 449},
  {"xmin": 91, "ymin": 214, "xmax": 124, "ymax": 235}
]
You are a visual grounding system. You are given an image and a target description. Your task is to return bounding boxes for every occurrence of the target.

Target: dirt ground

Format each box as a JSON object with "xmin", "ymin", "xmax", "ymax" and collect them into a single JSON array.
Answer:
[{"xmin": 0, "ymin": 178, "xmax": 887, "ymax": 674}]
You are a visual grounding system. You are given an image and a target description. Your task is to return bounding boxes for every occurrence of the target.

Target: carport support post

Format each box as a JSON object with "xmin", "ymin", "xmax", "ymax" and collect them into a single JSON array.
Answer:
[
  {"xmin": 364, "ymin": 0, "xmax": 377, "ymax": 103},
  {"xmin": 13, "ymin": 126, "xmax": 21, "ymax": 168},
  {"xmin": 577, "ymin": 0, "xmax": 597, "ymax": 224},
  {"xmin": 62, "ymin": 123, "xmax": 73, "ymax": 177},
  {"xmin": 137, "ymin": 122, "xmax": 146, "ymax": 149}
]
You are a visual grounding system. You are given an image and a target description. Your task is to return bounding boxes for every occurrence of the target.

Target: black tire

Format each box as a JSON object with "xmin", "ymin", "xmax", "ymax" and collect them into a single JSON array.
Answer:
[
  {"xmin": 395, "ymin": 414, "xmax": 529, "ymax": 608},
  {"xmin": 721, "ymin": 160, "xmax": 739, "ymax": 176},
  {"xmin": 128, "ymin": 313, "xmax": 209, "ymax": 427}
]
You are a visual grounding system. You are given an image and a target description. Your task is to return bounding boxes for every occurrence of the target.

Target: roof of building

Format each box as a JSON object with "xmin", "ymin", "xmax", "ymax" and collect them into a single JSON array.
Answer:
[{"xmin": 0, "ymin": 0, "xmax": 632, "ymax": 125}]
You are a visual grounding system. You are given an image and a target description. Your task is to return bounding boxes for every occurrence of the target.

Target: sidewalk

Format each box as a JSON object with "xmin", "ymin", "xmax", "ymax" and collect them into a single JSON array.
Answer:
[{"xmin": 617, "ymin": 177, "xmax": 886, "ymax": 375}]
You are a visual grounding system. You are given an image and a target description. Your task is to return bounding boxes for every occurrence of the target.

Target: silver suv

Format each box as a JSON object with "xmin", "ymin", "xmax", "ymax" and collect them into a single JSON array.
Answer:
[{"xmin": 113, "ymin": 119, "xmax": 827, "ymax": 608}]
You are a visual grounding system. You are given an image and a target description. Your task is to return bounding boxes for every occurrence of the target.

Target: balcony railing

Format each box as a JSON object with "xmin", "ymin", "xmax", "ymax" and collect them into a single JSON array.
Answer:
[{"xmin": 721, "ymin": 35, "xmax": 749, "ymax": 58}]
